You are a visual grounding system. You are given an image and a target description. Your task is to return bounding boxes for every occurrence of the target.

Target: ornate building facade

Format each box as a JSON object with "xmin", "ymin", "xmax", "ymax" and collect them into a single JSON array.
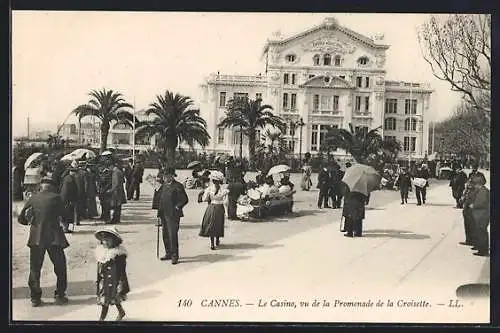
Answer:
[{"xmin": 200, "ymin": 17, "xmax": 433, "ymax": 161}]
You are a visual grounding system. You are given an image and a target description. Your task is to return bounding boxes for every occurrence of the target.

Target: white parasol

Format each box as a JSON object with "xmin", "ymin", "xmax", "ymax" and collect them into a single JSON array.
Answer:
[
  {"xmin": 61, "ymin": 148, "xmax": 96, "ymax": 161},
  {"xmin": 24, "ymin": 152, "xmax": 44, "ymax": 169},
  {"xmin": 267, "ymin": 164, "xmax": 290, "ymax": 176}
]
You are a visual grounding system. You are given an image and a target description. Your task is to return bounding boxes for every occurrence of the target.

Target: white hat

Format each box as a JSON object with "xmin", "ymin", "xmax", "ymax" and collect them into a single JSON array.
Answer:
[
  {"xmin": 101, "ymin": 151, "xmax": 112, "ymax": 156},
  {"xmin": 209, "ymin": 171, "xmax": 224, "ymax": 182},
  {"xmin": 70, "ymin": 160, "xmax": 78, "ymax": 168},
  {"xmin": 94, "ymin": 226, "xmax": 122, "ymax": 245}
]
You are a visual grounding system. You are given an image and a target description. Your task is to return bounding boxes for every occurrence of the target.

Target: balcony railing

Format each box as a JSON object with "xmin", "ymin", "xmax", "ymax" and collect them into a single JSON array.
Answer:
[
  {"xmin": 311, "ymin": 109, "xmax": 342, "ymax": 115},
  {"xmin": 209, "ymin": 73, "xmax": 266, "ymax": 83}
]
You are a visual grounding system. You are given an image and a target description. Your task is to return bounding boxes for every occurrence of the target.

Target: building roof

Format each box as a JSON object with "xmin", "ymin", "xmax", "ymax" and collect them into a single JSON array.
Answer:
[{"xmin": 263, "ymin": 17, "xmax": 390, "ymax": 55}]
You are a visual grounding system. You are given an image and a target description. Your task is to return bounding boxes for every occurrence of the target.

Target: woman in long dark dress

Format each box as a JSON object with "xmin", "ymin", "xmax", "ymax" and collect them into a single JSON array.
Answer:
[{"xmin": 199, "ymin": 172, "xmax": 229, "ymax": 250}]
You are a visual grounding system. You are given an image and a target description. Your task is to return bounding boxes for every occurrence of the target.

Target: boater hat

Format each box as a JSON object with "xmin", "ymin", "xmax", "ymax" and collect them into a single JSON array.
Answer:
[{"xmin": 94, "ymin": 226, "xmax": 123, "ymax": 245}]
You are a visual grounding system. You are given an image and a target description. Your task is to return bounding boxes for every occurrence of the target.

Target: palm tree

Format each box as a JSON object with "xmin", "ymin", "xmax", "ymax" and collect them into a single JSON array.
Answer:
[
  {"xmin": 135, "ymin": 90, "xmax": 210, "ymax": 165},
  {"xmin": 47, "ymin": 134, "xmax": 63, "ymax": 149},
  {"xmin": 218, "ymin": 97, "xmax": 285, "ymax": 165},
  {"xmin": 72, "ymin": 89, "xmax": 135, "ymax": 153},
  {"xmin": 321, "ymin": 123, "xmax": 385, "ymax": 164},
  {"xmin": 257, "ymin": 129, "xmax": 289, "ymax": 156}
]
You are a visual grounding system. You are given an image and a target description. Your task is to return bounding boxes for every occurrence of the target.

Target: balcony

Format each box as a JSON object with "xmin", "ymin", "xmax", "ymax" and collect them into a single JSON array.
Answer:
[
  {"xmin": 282, "ymin": 108, "xmax": 299, "ymax": 114},
  {"xmin": 352, "ymin": 111, "xmax": 373, "ymax": 118},
  {"xmin": 207, "ymin": 73, "xmax": 267, "ymax": 86},
  {"xmin": 311, "ymin": 109, "xmax": 342, "ymax": 116}
]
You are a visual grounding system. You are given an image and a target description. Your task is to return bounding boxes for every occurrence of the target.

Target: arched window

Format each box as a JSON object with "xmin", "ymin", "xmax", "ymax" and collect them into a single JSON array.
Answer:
[
  {"xmin": 384, "ymin": 117, "xmax": 397, "ymax": 131},
  {"xmin": 323, "ymin": 54, "xmax": 331, "ymax": 65},
  {"xmin": 358, "ymin": 56, "xmax": 369, "ymax": 66},
  {"xmin": 404, "ymin": 117, "xmax": 417, "ymax": 131},
  {"xmin": 334, "ymin": 55, "xmax": 342, "ymax": 66},
  {"xmin": 313, "ymin": 54, "xmax": 320, "ymax": 66}
]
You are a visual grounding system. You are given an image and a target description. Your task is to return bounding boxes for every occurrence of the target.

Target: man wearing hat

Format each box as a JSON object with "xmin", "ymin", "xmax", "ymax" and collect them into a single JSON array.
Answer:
[
  {"xmin": 97, "ymin": 159, "xmax": 113, "ymax": 222},
  {"xmin": 60, "ymin": 164, "xmax": 79, "ymax": 233},
  {"xmin": 75, "ymin": 160, "xmax": 88, "ymax": 223},
  {"xmin": 158, "ymin": 167, "xmax": 189, "ymax": 264},
  {"xmin": 468, "ymin": 174, "xmax": 490, "ymax": 256},
  {"xmin": 18, "ymin": 177, "xmax": 70, "ymax": 307},
  {"xmin": 130, "ymin": 159, "xmax": 145, "ymax": 200},
  {"xmin": 124, "ymin": 158, "xmax": 134, "ymax": 200}
]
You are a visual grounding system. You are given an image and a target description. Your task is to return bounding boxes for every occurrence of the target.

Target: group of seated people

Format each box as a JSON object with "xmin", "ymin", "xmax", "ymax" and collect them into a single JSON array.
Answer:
[{"xmin": 245, "ymin": 173, "xmax": 295, "ymax": 201}]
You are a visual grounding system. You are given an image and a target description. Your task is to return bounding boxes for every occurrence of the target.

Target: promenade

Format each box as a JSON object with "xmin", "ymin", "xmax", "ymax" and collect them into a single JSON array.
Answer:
[{"xmin": 42, "ymin": 176, "xmax": 489, "ymax": 324}]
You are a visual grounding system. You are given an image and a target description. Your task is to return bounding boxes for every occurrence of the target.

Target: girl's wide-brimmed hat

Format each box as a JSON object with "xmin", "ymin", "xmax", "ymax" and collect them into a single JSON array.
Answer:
[{"xmin": 94, "ymin": 226, "xmax": 123, "ymax": 245}]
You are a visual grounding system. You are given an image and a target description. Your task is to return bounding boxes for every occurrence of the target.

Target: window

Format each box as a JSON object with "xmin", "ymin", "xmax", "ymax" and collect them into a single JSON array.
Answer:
[
  {"xmin": 219, "ymin": 92, "xmax": 226, "ymax": 107},
  {"xmin": 319, "ymin": 125, "xmax": 329, "ymax": 148},
  {"xmin": 364, "ymin": 96, "xmax": 370, "ymax": 112},
  {"xmin": 320, "ymin": 96, "xmax": 332, "ymax": 110},
  {"xmin": 339, "ymin": 75, "xmax": 345, "ymax": 79},
  {"xmin": 282, "ymin": 93, "xmax": 289, "ymax": 108},
  {"xmin": 313, "ymin": 54, "xmax": 320, "ymax": 65},
  {"xmin": 323, "ymin": 54, "xmax": 331, "ymax": 66},
  {"xmin": 404, "ymin": 118, "xmax": 417, "ymax": 131},
  {"xmin": 355, "ymin": 126, "xmax": 369, "ymax": 135},
  {"xmin": 411, "ymin": 137, "xmax": 416, "ymax": 152},
  {"xmin": 309, "ymin": 74, "xmax": 315, "ymax": 79},
  {"xmin": 356, "ymin": 76, "xmax": 362, "ymax": 88},
  {"xmin": 284, "ymin": 73, "xmax": 289, "ymax": 84},
  {"xmin": 311, "ymin": 125, "xmax": 318, "ymax": 151},
  {"xmin": 384, "ymin": 118, "xmax": 397, "ymax": 130},
  {"xmin": 358, "ymin": 57, "xmax": 369, "ymax": 65},
  {"xmin": 291, "ymin": 74, "xmax": 296, "ymax": 85},
  {"xmin": 333, "ymin": 95, "xmax": 339, "ymax": 110},
  {"xmin": 403, "ymin": 137, "xmax": 410, "ymax": 151},
  {"xmin": 291, "ymin": 93, "xmax": 297, "ymax": 110},
  {"xmin": 232, "ymin": 129, "xmax": 242, "ymax": 145},
  {"xmin": 365, "ymin": 77, "xmax": 370, "ymax": 88},
  {"xmin": 313, "ymin": 94, "xmax": 320, "ymax": 110},
  {"xmin": 334, "ymin": 55, "xmax": 341, "ymax": 66},
  {"xmin": 385, "ymin": 99, "xmax": 397, "ymax": 114},
  {"xmin": 217, "ymin": 127, "xmax": 225, "ymax": 144},
  {"xmin": 384, "ymin": 135, "xmax": 397, "ymax": 142},
  {"xmin": 404, "ymin": 99, "xmax": 417, "ymax": 114},
  {"xmin": 255, "ymin": 93, "xmax": 262, "ymax": 100},
  {"xmin": 233, "ymin": 92, "xmax": 248, "ymax": 100},
  {"xmin": 286, "ymin": 54, "xmax": 296, "ymax": 62},
  {"xmin": 355, "ymin": 96, "xmax": 361, "ymax": 111}
]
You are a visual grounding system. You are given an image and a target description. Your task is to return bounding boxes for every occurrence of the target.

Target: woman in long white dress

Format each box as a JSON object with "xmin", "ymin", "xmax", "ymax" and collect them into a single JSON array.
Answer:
[{"xmin": 198, "ymin": 172, "xmax": 229, "ymax": 250}]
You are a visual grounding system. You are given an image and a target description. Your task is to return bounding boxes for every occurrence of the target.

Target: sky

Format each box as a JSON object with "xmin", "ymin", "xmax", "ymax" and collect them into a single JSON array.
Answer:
[{"xmin": 12, "ymin": 11, "xmax": 464, "ymax": 137}]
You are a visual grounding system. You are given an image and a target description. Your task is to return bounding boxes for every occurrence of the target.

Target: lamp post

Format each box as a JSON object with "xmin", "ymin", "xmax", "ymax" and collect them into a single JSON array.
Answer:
[{"xmin": 297, "ymin": 117, "xmax": 305, "ymax": 167}]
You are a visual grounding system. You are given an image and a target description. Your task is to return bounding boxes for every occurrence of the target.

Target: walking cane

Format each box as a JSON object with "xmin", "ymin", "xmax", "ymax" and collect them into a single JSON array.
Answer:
[
  {"xmin": 339, "ymin": 216, "xmax": 344, "ymax": 232},
  {"xmin": 156, "ymin": 217, "xmax": 161, "ymax": 259}
]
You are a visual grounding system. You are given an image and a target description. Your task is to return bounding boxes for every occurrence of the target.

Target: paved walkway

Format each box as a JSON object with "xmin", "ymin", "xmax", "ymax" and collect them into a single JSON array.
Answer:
[{"xmin": 47, "ymin": 181, "xmax": 489, "ymax": 323}]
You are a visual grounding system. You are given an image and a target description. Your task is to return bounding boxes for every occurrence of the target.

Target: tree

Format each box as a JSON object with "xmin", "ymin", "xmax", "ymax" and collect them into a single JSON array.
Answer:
[
  {"xmin": 257, "ymin": 128, "xmax": 289, "ymax": 156},
  {"xmin": 218, "ymin": 97, "xmax": 285, "ymax": 166},
  {"xmin": 72, "ymin": 88, "xmax": 135, "ymax": 153},
  {"xmin": 434, "ymin": 101, "xmax": 489, "ymax": 161},
  {"xmin": 418, "ymin": 14, "xmax": 491, "ymax": 117},
  {"xmin": 135, "ymin": 90, "xmax": 210, "ymax": 165}
]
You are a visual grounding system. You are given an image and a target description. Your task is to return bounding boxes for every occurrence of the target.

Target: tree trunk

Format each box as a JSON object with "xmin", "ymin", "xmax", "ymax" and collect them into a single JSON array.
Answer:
[
  {"xmin": 165, "ymin": 135, "xmax": 178, "ymax": 167},
  {"xmin": 239, "ymin": 126, "xmax": 243, "ymax": 158},
  {"xmin": 248, "ymin": 129, "xmax": 256, "ymax": 168},
  {"xmin": 99, "ymin": 124, "xmax": 110, "ymax": 153}
]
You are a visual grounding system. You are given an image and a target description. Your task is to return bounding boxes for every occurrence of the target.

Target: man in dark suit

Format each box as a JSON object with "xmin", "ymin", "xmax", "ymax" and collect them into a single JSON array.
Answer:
[
  {"xmin": 18, "ymin": 177, "xmax": 70, "ymax": 307},
  {"xmin": 414, "ymin": 165, "xmax": 430, "ymax": 206},
  {"xmin": 108, "ymin": 159, "xmax": 127, "ymax": 224},
  {"xmin": 158, "ymin": 167, "xmax": 189, "ymax": 265},
  {"xmin": 124, "ymin": 158, "xmax": 133, "ymax": 200},
  {"xmin": 317, "ymin": 167, "xmax": 331, "ymax": 209},
  {"xmin": 468, "ymin": 162, "xmax": 486, "ymax": 184},
  {"xmin": 75, "ymin": 161, "xmax": 88, "ymax": 223},
  {"xmin": 130, "ymin": 160, "xmax": 145, "ymax": 200},
  {"xmin": 60, "ymin": 166, "xmax": 78, "ymax": 233},
  {"xmin": 450, "ymin": 167, "xmax": 468, "ymax": 208}
]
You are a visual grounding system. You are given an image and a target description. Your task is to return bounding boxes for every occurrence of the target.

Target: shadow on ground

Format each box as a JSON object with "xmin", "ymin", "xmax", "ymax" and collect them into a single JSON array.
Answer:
[
  {"xmin": 362, "ymin": 229, "xmax": 430, "ymax": 240},
  {"xmin": 180, "ymin": 254, "xmax": 251, "ymax": 264},
  {"xmin": 456, "ymin": 284, "xmax": 490, "ymax": 299},
  {"xmin": 252, "ymin": 209, "xmax": 327, "ymax": 223},
  {"xmin": 13, "ymin": 280, "xmax": 97, "ymax": 299},
  {"xmin": 422, "ymin": 202, "xmax": 454, "ymax": 207},
  {"xmin": 69, "ymin": 230, "xmax": 139, "ymax": 236},
  {"xmin": 217, "ymin": 243, "xmax": 284, "ymax": 250}
]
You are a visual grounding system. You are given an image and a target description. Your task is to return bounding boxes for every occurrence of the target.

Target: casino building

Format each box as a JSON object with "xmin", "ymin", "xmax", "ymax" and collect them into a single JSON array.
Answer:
[{"xmin": 199, "ymin": 17, "xmax": 433, "ymax": 161}]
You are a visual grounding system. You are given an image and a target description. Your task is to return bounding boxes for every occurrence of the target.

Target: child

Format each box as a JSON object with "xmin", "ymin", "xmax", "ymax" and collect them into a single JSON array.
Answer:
[{"xmin": 94, "ymin": 226, "xmax": 130, "ymax": 321}]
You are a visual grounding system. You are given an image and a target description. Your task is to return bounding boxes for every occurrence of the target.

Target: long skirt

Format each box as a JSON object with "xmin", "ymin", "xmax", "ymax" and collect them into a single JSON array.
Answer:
[
  {"xmin": 199, "ymin": 203, "xmax": 225, "ymax": 238},
  {"xmin": 301, "ymin": 174, "xmax": 312, "ymax": 190},
  {"xmin": 87, "ymin": 196, "xmax": 98, "ymax": 218}
]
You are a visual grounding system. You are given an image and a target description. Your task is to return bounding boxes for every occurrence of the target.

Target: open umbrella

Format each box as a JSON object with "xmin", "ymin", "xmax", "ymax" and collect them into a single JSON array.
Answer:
[
  {"xmin": 61, "ymin": 148, "xmax": 96, "ymax": 161},
  {"xmin": 267, "ymin": 164, "xmax": 290, "ymax": 176},
  {"xmin": 24, "ymin": 152, "xmax": 44, "ymax": 169},
  {"xmin": 342, "ymin": 163, "xmax": 381, "ymax": 196},
  {"xmin": 187, "ymin": 161, "xmax": 202, "ymax": 169}
]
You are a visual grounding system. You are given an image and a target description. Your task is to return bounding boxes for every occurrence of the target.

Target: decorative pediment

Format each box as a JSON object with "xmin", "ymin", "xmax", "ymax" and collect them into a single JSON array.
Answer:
[
  {"xmin": 300, "ymin": 75, "xmax": 353, "ymax": 89},
  {"xmin": 301, "ymin": 33, "xmax": 357, "ymax": 55}
]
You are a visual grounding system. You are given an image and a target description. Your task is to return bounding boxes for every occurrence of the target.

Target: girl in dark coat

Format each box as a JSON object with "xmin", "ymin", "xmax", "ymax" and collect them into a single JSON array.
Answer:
[
  {"xmin": 342, "ymin": 191, "xmax": 368, "ymax": 237},
  {"xmin": 94, "ymin": 226, "xmax": 130, "ymax": 321}
]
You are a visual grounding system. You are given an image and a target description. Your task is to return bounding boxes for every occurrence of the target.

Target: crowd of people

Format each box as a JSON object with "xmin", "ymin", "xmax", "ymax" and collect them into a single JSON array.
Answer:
[{"xmin": 14, "ymin": 149, "xmax": 490, "ymax": 319}]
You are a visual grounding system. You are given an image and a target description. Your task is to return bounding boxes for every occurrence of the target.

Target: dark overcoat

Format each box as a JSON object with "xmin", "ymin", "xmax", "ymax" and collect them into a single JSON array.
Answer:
[
  {"xmin": 95, "ymin": 246, "xmax": 130, "ymax": 306},
  {"xmin": 159, "ymin": 180, "xmax": 189, "ymax": 220},
  {"xmin": 395, "ymin": 173, "xmax": 412, "ymax": 192},
  {"xmin": 342, "ymin": 191, "xmax": 367, "ymax": 221},
  {"xmin": 450, "ymin": 171, "xmax": 468, "ymax": 199},
  {"xmin": 18, "ymin": 190, "xmax": 69, "ymax": 249},
  {"xmin": 60, "ymin": 173, "xmax": 78, "ymax": 204},
  {"xmin": 109, "ymin": 167, "xmax": 127, "ymax": 208},
  {"xmin": 471, "ymin": 186, "xmax": 490, "ymax": 223}
]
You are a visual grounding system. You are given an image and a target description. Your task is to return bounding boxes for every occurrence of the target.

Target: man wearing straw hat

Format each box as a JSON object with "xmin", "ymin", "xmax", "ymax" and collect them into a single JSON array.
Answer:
[
  {"xmin": 18, "ymin": 176, "xmax": 70, "ymax": 307},
  {"xmin": 158, "ymin": 166, "xmax": 189, "ymax": 264}
]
